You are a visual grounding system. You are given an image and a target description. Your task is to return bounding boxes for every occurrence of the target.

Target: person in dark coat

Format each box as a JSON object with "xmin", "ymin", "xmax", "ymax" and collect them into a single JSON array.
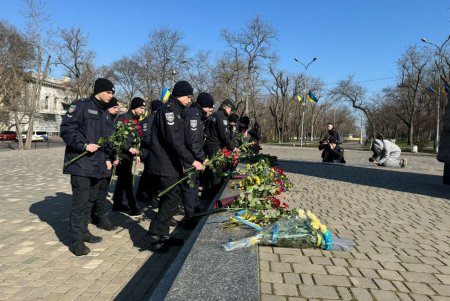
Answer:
[
  {"xmin": 180, "ymin": 92, "xmax": 214, "ymax": 229},
  {"xmin": 327, "ymin": 123, "xmax": 342, "ymax": 145},
  {"xmin": 60, "ymin": 78, "xmax": 115, "ymax": 256},
  {"xmin": 136, "ymin": 100, "xmax": 164, "ymax": 206},
  {"xmin": 437, "ymin": 84, "xmax": 450, "ymax": 184},
  {"xmin": 112, "ymin": 97, "xmax": 146, "ymax": 216},
  {"xmin": 144, "ymin": 80, "xmax": 203, "ymax": 252},
  {"xmin": 319, "ymin": 136, "xmax": 346, "ymax": 163},
  {"xmin": 90, "ymin": 97, "xmax": 119, "ymax": 231},
  {"xmin": 248, "ymin": 122, "xmax": 262, "ymax": 153},
  {"xmin": 228, "ymin": 113, "xmax": 240, "ymax": 147},
  {"xmin": 203, "ymin": 99, "xmax": 236, "ymax": 198},
  {"xmin": 204, "ymin": 99, "xmax": 236, "ymax": 156}
]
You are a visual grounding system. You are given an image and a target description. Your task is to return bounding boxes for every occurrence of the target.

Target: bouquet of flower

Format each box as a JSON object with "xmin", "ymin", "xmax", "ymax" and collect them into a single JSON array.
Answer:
[
  {"xmin": 63, "ymin": 118, "xmax": 143, "ymax": 168},
  {"xmin": 157, "ymin": 147, "xmax": 238, "ymax": 198},
  {"xmin": 223, "ymin": 209, "xmax": 334, "ymax": 251},
  {"xmin": 111, "ymin": 118, "xmax": 142, "ymax": 156},
  {"xmin": 110, "ymin": 119, "xmax": 143, "ymax": 184}
]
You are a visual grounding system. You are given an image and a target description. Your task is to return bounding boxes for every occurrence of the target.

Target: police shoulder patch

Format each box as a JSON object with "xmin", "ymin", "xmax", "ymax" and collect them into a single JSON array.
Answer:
[
  {"xmin": 143, "ymin": 123, "xmax": 148, "ymax": 131},
  {"xmin": 223, "ymin": 119, "xmax": 228, "ymax": 126},
  {"xmin": 190, "ymin": 119, "xmax": 198, "ymax": 130},
  {"xmin": 68, "ymin": 104, "xmax": 76, "ymax": 114},
  {"xmin": 165, "ymin": 112, "xmax": 175, "ymax": 125}
]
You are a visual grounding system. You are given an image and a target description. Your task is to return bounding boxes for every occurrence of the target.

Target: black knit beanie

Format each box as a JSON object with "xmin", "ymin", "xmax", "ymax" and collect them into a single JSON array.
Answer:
[
  {"xmin": 151, "ymin": 100, "xmax": 164, "ymax": 112},
  {"xmin": 240, "ymin": 116, "xmax": 250, "ymax": 126},
  {"xmin": 130, "ymin": 97, "xmax": 145, "ymax": 110},
  {"xmin": 228, "ymin": 113, "xmax": 239, "ymax": 123},
  {"xmin": 94, "ymin": 78, "xmax": 115, "ymax": 95},
  {"xmin": 104, "ymin": 97, "xmax": 119, "ymax": 109},
  {"xmin": 172, "ymin": 80, "xmax": 194, "ymax": 97},
  {"xmin": 196, "ymin": 92, "xmax": 214, "ymax": 108}
]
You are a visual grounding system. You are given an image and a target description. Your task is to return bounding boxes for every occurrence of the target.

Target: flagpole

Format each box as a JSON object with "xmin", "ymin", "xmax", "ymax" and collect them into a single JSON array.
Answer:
[{"xmin": 294, "ymin": 57, "xmax": 318, "ymax": 147}]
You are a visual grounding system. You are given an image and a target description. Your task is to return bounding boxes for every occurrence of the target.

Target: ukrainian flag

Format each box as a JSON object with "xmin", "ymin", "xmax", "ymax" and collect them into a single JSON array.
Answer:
[
  {"xmin": 307, "ymin": 91, "xmax": 319, "ymax": 104},
  {"xmin": 161, "ymin": 86, "xmax": 171, "ymax": 102}
]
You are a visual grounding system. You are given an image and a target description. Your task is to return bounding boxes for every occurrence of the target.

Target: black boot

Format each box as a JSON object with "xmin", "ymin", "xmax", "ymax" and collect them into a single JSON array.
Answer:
[
  {"xmin": 83, "ymin": 231, "xmax": 102, "ymax": 243},
  {"xmin": 97, "ymin": 216, "xmax": 118, "ymax": 231},
  {"xmin": 69, "ymin": 241, "xmax": 90, "ymax": 256},
  {"xmin": 143, "ymin": 234, "xmax": 169, "ymax": 253}
]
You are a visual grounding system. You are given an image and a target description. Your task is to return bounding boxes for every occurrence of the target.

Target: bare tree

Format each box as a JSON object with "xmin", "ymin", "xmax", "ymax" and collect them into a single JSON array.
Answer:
[
  {"xmin": 329, "ymin": 75, "xmax": 379, "ymax": 138},
  {"xmin": 110, "ymin": 55, "xmax": 141, "ymax": 102},
  {"xmin": 222, "ymin": 16, "xmax": 277, "ymax": 115},
  {"xmin": 266, "ymin": 68, "xmax": 292, "ymax": 142},
  {"xmin": 23, "ymin": 0, "xmax": 52, "ymax": 150},
  {"xmin": 136, "ymin": 27, "xmax": 188, "ymax": 100},
  {"xmin": 396, "ymin": 46, "xmax": 430, "ymax": 145},
  {"xmin": 185, "ymin": 50, "xmax": 214, "ymax": 93},
  {"xmin": 55, "ymin": 27, "xmax": 96, "ymax": 99},
  {"xmin": 0, "ymin": 21, "xmax": 34, "ymax": 150}
]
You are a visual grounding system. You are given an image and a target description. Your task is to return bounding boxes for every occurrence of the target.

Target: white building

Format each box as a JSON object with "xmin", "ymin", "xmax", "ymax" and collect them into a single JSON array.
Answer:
[
  {"xmin": 0, "ymin": 76, "xmax": 76, "ymax": 135},
  {"xmin": 30, "ymin": 76, "xmax": 75, "ymax": 135}
]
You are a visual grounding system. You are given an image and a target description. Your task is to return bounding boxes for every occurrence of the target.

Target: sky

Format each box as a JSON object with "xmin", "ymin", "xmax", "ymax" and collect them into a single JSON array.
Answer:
[{"xmin": 0, "ymin": 0, "xmax": 449, "ymax": 95}]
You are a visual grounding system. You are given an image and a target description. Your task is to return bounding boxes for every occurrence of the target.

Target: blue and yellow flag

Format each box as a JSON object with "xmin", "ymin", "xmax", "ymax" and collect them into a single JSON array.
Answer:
[
  {"xmin": 161, "ymin": 86, "xmax": 171, "ymax": 102},
  {"xmin": 297, "ymin": 95, "xmax": 302, "ymax": 103},
  {"xmin": 307, "ymin": 91, "xmax": 319, "ymax": 104}
]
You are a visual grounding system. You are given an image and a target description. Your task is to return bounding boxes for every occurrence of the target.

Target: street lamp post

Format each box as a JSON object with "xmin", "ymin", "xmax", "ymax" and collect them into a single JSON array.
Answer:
[
  {"xmin": 294, "ymin": 57, "xmax": 317, "ymax": 147},
  {"xmin": 421, "ymin": 35, "xmax": 450, "ymax": 153}
]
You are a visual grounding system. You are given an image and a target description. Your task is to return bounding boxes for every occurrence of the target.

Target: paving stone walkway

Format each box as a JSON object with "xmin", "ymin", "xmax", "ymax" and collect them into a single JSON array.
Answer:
[
  {"xmin": 0, "ymin": 147, "xmax": 190, "ymax": 301},
  {"xmin": 259, "ymin": 145, "xmax": 450, "ymax": 301},
  {"xmin": 0, "ymin": 145, "xmax": 449, "ymax": 301}
]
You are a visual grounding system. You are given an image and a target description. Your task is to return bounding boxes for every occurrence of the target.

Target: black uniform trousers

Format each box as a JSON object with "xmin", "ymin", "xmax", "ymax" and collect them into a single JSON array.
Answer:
[
  {"xmin": 112, "ymin": 158, "xmax": 137, "ymax": 208},
  {"xmin": 181, "ymin": 172, "xmax": 199, "ymax": 216},
  {"xmin": 148, "ymin": 176, "xmax": 181, "ymax": 236},
  {"xmin": 90, "ymin": 177, "xmax": 111, "ymax": 222},
  {"xmin": 70, "ymin": 175, "xmax": 101, "ymax": 243}
]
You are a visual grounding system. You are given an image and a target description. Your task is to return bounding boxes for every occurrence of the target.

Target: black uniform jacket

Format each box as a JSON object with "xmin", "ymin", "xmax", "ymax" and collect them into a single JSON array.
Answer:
[
  {"xmin": 146, "ymin": 97, "xmax": 195, "ymax": 177},
  {"xmin": 61, "ymin": 96, "xmax": 111, "ymax": 178},
  {"xmin": 139, "ymin": 113, "xmax": 154, "ymax": 162},
  {"xmin": 183, "ymin": 103, "xmax": 206, "ymax": 167},
  {"xmin": 204, "ymin": 108, "xmax": 234, "ymax": 156}
]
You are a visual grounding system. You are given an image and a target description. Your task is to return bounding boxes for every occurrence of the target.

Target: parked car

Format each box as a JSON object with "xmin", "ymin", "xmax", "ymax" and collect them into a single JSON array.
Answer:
[
  {"xmin": 0, "ymin": 131, "xmax": 17, "ymax": 141},
  {"xmin": 17, "ymin": 131, "xmax": 49, "ymax": 142}
]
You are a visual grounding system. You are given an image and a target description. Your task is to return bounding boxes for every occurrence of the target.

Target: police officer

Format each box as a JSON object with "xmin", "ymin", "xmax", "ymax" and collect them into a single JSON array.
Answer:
[
  {"xmin": 136, "ymin": 100, "xmax": 164, "ymax": 206},
  {"xmin": 112, "ymin": 97, "xmax": 146, "ymax": 216},
  {"xmin": 228, "ymin": 113, "xmax": 240, "ymax": 147},
  {"xmin": 144, "ymin": 80, "xmax": 203, "ymax": 252},
  {"xmin": 90, "ymin": 97, "xmax": 119, "ymax": 231},
  {"xmin": 180, "ymin": 92, "xmax": 214, "ymax": 229},
  {"xmin": 203, "ymin": 99, "xmax": 236, "ymax": 198},
  {"xmin": 204, "ymin": 99, "xmax": 236, "ymax": 156},
  {"xmin": 61, "ymin": 78, "xmax": 115, "ymax": 256}
]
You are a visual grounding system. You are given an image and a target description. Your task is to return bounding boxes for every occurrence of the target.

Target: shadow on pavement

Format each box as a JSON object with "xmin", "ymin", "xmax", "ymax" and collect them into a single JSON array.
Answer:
[{"xmin": 278, "ymin": 160, "xmax": 450, "ymax": 200}]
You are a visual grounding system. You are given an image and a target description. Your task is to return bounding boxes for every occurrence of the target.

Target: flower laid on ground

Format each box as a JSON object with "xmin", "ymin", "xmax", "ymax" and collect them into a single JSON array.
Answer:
[{"xmin": 222, "ymin": 209, "xmax": 334, "ymax": 251}]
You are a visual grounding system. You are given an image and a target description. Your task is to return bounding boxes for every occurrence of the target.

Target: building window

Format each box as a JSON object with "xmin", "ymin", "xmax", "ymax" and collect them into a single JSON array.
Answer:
[
  {"xmin": 45, "ymin": 96, "xmax": 49, "ymax": 109},
  {"xmin": 54, "ymin": 97, "xmax": 58, "ymax": 108}
]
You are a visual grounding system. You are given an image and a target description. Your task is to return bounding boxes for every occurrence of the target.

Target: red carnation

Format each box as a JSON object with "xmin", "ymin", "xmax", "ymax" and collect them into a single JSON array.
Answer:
[
  {"xmin": 138, "ymin": 130, "xmax": 143, "ymax": 136},
  {"xmin": 223, "ymin": 148, "xmax": 230, "ymax": 157},
  {"xmin": 122, "ymin": 119, "xmax": 128, "ymax": 124},
  {"xmin": 272, "ymin": 198, "xmax": 281, "ymax": 208},
  {"xmin": 132, "ymin": 119, "xmax": 138, "ymax": 125},
  {"xmin": 276, "ymin": 187, "xmax": 282, "ymax": 195},
  {"xmin": 282, "ymin": 202, "xmax": 289, "ymax": 209},
  {"xmin": 136, "ymin": 125, "xmax": 141, "ymax": 130}
]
